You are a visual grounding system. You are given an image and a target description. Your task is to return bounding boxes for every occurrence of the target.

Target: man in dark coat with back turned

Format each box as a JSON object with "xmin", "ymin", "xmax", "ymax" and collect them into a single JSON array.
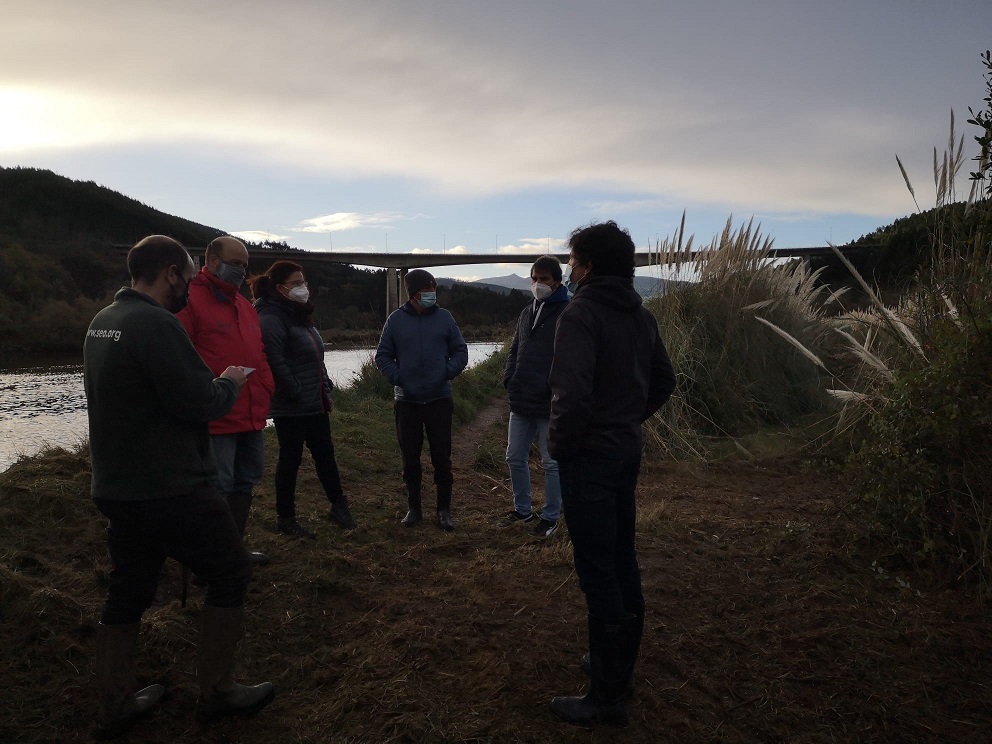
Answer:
[
  {"xmin": 548, "ymin": 221, "xmax": 676, "ymax": 726},
  {"xmin": 84, "ymin": 235, "xmax": 274, "ymax": 738}
]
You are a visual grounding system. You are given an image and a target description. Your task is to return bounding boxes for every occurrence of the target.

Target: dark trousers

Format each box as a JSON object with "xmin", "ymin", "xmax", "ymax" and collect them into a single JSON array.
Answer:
[
  {"xmin": 273, "ymin": 413, "xmax": 344, "ymax": 519},
  {"xmin": 394, "ymin": 397, "xmax": 454, "ymax": 509},
  {"xmin": 95, "ymin": 486, "xmax": 250, "ymax": 625},
  {"xmin": 559, "ymin": 455, "xmax": 645, "ymax": 621}
]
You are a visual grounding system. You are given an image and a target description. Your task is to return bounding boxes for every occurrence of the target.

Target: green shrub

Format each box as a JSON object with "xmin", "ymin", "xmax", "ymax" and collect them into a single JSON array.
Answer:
[
  {"xmin": 839, "ymin": 71, "xmax": 992, "ymax": 588},
  {"xmin": 849, "ymin": 295, "xmax": 992, "ymax": 581}
]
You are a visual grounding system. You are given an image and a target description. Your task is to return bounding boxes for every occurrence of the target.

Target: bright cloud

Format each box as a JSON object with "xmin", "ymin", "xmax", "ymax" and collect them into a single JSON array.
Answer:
[
  {"xmin": 498, "ymin": 238, "xmax": 566, "ymax": 255},
  {"xmin": 294, "ymin": 212, "xmax": 419, "ymax": 233},
  {"xmin": 230, "ymin": 230, "xmax": 289, "ymax": 244}
]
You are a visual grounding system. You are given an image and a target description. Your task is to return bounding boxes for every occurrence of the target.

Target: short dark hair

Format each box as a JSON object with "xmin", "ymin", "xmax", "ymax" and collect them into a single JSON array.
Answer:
[
  {"xmin": 567, "ymin": 221, "xmax": 636, "ymax": 278},
  {"xmin": 248, "ymin": 260, "xmax": 303, "ymax": 300},
  {"xmin": 127, "ymin": 235, "xmax": 190, "ymax": 284},
  {"xmin": 530, "ymin": 255, "xmax": 562, "ymax": 282}
]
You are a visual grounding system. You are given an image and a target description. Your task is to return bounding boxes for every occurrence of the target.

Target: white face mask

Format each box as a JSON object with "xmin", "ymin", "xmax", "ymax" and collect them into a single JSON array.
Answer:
[
  {"xmin": 531, "ymin": 281, "xmax": 554, "ymax": 301},
  {"xmin": 287, "ymin": 286, "xmax": 310, "ymax": 303}
]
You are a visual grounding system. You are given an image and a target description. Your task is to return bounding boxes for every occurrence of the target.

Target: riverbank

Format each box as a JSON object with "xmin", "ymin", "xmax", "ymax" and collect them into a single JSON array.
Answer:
[
  {"xmin": 1, "ymin": 353, "xmax": 990, "ymax": 742},
  {"xmin": 0, "ymin": 341, "xmax": 504, "ymax": 473}
]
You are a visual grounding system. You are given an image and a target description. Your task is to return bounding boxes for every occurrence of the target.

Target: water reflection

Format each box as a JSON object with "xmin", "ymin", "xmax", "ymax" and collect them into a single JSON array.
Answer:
[
  {"xmin": 0, "ymin": 342, "xmax": 502, "ymax": 472},
  {"xmin": 0, "ymin": 365, "xmax": 89, "ymax": 470}
]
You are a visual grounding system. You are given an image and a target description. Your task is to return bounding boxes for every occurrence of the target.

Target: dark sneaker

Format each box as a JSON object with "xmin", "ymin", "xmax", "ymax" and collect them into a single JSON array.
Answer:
[
  {"xmin": 277, "ymin": 517, "xmax": 316, "ymax": 540},
  {"xmin": 496, "ymin": 510, "xmax": 537, "ymax": 527},
  {"xmin": 401, "ymin": 509, "xmax": 422, "ymax": 527},
  {"xmin": 247, "ymin": 551, "xmax": 270, "ymax": 566},
  {"xmin": 530, "ymin": 518, "xmax": 559, "ymax": 538}
]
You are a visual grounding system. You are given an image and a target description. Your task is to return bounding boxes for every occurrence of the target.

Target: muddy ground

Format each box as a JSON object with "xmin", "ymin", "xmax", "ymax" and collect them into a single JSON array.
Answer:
[{"xmin": 2, "ymin": 399, "xmax": 991, "ymax": 742}]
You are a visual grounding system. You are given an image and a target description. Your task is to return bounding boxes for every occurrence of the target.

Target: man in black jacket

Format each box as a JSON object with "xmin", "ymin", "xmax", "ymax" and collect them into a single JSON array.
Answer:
[
  {"xmin": 500, "ymin": 256, "xmax": 568, "ymax": 537},
  {"xmin": 547, "ymin": 222, "xmax": 676, "ymax": 727}
]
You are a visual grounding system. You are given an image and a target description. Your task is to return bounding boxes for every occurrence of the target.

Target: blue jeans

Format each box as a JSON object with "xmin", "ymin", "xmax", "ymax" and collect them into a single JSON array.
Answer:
[
  {"xmin": 505, "ymin": 412, "xmax": 561, "ymax": 522},
  {"xmin": 211, "ymin": 430, "xmax": 265, "ymax": 494},
  {"xmin": 559, "ymin": 454, "xmax": 644, "ymax": 621}
]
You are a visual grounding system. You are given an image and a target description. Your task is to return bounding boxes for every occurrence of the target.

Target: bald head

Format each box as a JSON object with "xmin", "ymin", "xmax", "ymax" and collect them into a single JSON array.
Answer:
[{"xmin": 206, "ymin": 236, "xmax": 249, "ymax": 265}]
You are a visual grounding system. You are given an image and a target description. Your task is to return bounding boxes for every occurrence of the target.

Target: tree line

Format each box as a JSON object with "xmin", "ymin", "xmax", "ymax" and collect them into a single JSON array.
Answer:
[{"xmin": 0, "ymin": 167, "xmax": 526, "ymax": 352}]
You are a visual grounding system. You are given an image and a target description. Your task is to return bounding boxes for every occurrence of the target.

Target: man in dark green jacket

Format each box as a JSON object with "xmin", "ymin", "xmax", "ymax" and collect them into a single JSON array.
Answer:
[{"xmin": 84, "ymin": 235, "xmax": 273, "ymax": 738}]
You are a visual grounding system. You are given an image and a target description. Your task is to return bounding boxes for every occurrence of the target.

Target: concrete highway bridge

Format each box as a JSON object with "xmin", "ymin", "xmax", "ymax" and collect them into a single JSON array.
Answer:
[{"xmin": 140, "ymin": 243, "xmax": 871, "ymax": 314}]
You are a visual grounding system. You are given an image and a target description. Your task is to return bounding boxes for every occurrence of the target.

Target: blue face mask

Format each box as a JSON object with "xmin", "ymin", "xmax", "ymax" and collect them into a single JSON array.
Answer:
[
  {"xmin": 564, "ymin": 264, "xmax": 586, "ymax": 294},
  {"xmin": 563, "ymin": 268, "xmax": 578, "ymax": 295},
  {"xmin": 418, "ymin": 291, "xmax": 437, "ymax": 309}
]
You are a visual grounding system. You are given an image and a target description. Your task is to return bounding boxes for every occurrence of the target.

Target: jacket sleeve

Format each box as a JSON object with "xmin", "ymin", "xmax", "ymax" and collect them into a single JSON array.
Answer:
[
  {"xmin": 245, "ymin": 304, "xmax": 276, "ymax": 398},
  {"xmin": 548, "ymin": 306, "xmax": 596, "ymax": 460},
  {"xmin": 446, "ymin": 316, "xmax": 469, "ymax": 380},
  {"xmin": 314, "ymin": 328, "xmax": 334, "ymax": 399},
  {"xmin": 374, "ymin": 317, "xmax": 401, "ymax": 385},
  {"xmin": 503, "ymin": 325, "xmax": 519, "ymax": 389},
  {"xmin": 259, "ymin": 313, "xmax": 301, "ymax": 400},
  {"xmin": 256, "ymin": 351, "xmax": 276, "ymax": 398},
  {"xmin": 643, "ymin": 331, "xmax": 676, "ymax": 421},
  {"xmin": 144, "ymin": 315, "xmax": 238, "ymax": 422}
]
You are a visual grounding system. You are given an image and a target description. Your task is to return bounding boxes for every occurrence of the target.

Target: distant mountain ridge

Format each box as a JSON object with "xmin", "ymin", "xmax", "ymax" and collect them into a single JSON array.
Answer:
[{"xmin": 441, "ymin": 272, "xmax": 672, "ymax": 299}]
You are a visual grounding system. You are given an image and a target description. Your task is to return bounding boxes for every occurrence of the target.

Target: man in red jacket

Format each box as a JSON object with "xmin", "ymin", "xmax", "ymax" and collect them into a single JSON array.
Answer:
[{"xmin": 178, "ymin": 236, "xmax": 275, "ymax": 565}]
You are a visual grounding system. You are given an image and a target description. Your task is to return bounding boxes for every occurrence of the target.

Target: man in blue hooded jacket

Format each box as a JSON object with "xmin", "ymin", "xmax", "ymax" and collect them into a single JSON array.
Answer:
[{"xmin": 375, "ymin": 269, "xmax": 469, "ymax": 530}]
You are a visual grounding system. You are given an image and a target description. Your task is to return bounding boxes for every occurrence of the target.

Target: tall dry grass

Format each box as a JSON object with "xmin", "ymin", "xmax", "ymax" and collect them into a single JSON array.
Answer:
[
  {"xmin": 755, "ymin": 104, "xmax": 992, "ymax": 590},
  {"xmin": 644, "ymin": 215, "xmax": 834, "ymax": 458}
]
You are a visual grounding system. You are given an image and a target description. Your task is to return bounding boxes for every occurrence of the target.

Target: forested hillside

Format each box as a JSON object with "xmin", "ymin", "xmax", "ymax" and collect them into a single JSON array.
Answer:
[{"xmin": 0, "ymin": 167, "xmax": 524, "ymax": 352}]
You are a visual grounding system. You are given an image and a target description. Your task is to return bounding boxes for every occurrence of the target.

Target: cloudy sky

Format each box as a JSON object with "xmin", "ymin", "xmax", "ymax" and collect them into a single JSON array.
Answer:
[{"xmin": 2, "ymin": 0, "xmax": 990, "ymax": 281}]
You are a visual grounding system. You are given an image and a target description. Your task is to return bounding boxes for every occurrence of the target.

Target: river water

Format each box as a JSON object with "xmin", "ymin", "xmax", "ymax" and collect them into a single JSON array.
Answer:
[{"xmin": 0, "ymin": 342, "xmax": 502, "ymax": 473}]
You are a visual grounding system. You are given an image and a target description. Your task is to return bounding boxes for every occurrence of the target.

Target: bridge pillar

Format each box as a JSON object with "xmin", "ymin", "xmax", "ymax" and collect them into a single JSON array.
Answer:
[{"xmin": 385, "ymin": 267, "xmax": 409, "ymax": 315}]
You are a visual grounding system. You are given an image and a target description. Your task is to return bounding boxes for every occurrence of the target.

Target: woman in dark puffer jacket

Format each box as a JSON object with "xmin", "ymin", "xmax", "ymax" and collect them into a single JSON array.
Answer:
[{"xmin": 250, "ymin": 261, "xmax": 356, "ymax": 537}]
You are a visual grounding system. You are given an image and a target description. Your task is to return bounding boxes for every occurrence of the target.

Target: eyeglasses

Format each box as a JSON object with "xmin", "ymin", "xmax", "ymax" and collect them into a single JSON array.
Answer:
[{"xmin": 280, "ymin": 280, "xmax": 308, "ymax": 289}]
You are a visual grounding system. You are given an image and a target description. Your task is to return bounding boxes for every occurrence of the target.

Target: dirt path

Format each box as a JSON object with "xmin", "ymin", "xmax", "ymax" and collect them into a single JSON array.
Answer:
[{"xmin": 451, "ymin": 395, "xmax": 510, "ymax": 465}]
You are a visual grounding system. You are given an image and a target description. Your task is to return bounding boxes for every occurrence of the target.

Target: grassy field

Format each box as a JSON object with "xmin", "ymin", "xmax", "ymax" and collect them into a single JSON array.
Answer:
[{"xmin": 2, "ymin": 347, "xmax": 992, "ymax": 743}]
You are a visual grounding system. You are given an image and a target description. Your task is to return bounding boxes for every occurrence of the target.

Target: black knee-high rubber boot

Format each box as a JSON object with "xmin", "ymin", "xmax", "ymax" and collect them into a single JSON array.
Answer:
[
  {"xmin": 402, "ymin": 481, "xmax": 422, "ymax": 526},
  {"xmin": 225, "ymin": 491, "xmax": 269, "ymax": 565},
  {"xmin": 435, "ymin": 482, "xmax": 454, "ymax": 530}
]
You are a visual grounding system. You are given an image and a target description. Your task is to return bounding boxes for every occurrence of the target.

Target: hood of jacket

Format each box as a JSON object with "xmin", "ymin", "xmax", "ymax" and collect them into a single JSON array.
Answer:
[
  {"xmin": 399, "ymin": 300, "xmax": 440, "ymax": 317},
  {"xmin": 571, "ymin": 275, "xmax": 643, "ymax": 312},
  {"xmin": 543, "ymin": 283, "xmax": 570, "ymax": 304}
]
